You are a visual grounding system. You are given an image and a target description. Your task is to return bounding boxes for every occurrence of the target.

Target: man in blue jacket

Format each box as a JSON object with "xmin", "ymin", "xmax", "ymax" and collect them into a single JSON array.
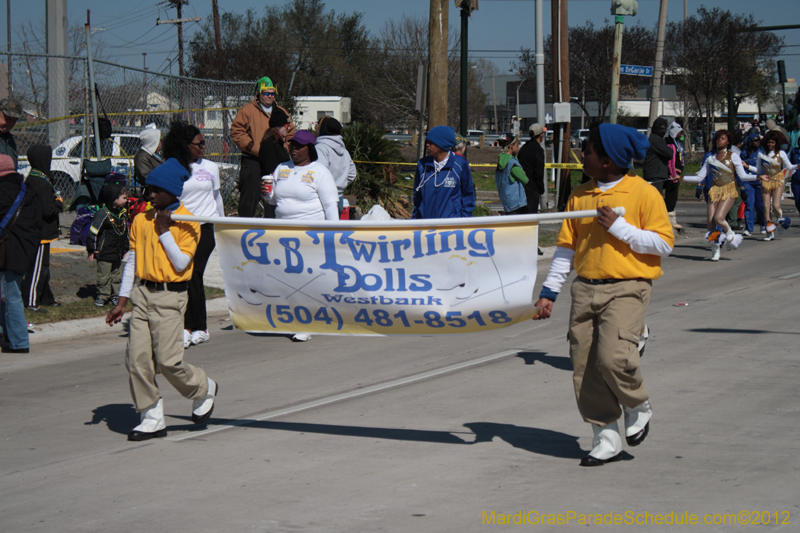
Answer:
[{"xmin": 412, "ymin": 126, "xmax": 475, "ymax": 219}]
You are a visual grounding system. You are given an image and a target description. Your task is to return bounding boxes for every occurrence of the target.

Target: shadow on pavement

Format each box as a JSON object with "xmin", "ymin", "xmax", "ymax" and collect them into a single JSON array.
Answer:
[
  {"xmin": 516, "ymin": 351, "xmax": 572, "ymax": 371},
  {"xmin": 688, "ymin": 327, "xmax": 800, "ymax": 336},
  {"xmin": 85, "ymin": 403, "xmax": 139, "ymax": 434}
]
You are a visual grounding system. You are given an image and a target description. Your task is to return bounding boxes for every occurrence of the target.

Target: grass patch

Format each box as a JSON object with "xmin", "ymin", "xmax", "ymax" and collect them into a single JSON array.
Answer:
[
  {"xmin": 26, "ymin": 285, "xmax": 226, "ymax": 325},
  {"xmin": 472, "ymin": 171, "xmax": 495, "ymax": 191},
  {"xmin": 539, "ymin": 227, "xmax": 560, "ymax": 247}
]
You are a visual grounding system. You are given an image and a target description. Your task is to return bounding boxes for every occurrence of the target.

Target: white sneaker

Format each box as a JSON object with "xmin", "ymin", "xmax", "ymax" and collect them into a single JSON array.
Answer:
[
  {"xmin": 192, "ymin": 377, "xmax": 217, "ymax": 424},
  {"xmin": 128, "ymin": 398, "xmax": 167, "ymax": 441},
  {"xmin": 760, "ymin": 226, "xmax": 766, "ymax": 234},
  {"xmin": 742, "ymin": 229, "xmax": 751, "ymax": 236},
  {"xmin": 580, "ymin": 421, "xmax": 623, "ymax": 466},
  {"xmin": 764, "ymin": 232, "xmax": 775, "ymax": 241},
  {"xmin": 183, "ymin": 330, "xmax": 192, "ymax": 349},
  {"xmin": 624, "ymin": 400, "xmax": 652, "ymax": 446},
  {"xmin": 292, "ymin": 333, "xmax": 312, "ymax": 342},
  {"xmin": 191, "ymin": 330, "xmax": 210, "ymax": 345}
]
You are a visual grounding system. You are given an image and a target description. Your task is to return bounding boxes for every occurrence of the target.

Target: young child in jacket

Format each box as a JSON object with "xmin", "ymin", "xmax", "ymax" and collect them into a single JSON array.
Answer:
[
  {"xmin": 87, "ymin": 177, "xmax": 129, "ymax": 307},
  {"xmin": 106, "ymin": 158, "xmax": 217, "ymax": 442}
]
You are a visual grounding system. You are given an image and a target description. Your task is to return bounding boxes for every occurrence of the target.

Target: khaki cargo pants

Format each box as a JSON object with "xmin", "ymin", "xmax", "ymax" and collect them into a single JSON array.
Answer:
[
  {"xmin": 567, "ymin": 278, "xmax": 651, "ymax": 426},
  {"xmin": 125, "ymin": 284, "xmax": 208, "ymax": 412}
]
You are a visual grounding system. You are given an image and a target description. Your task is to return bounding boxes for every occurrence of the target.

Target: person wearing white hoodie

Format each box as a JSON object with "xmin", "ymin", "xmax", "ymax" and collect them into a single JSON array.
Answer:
[
  {"xmin": 133, "ymin": 125, "xmax": 163, "ymax": 187},
  {"xmin": 315, "ymin": 116, "xmax": 356, "ymax": 213}
]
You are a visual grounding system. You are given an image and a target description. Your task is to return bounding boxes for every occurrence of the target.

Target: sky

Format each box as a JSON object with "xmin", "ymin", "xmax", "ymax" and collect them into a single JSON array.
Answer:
[{"xmin": 3, "ymin": 0, "xmax": 799, "ymax": 81}]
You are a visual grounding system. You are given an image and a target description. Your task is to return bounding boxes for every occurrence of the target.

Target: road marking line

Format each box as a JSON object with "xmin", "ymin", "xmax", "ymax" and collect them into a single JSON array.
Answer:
[
  {"xmin": 778, "ymin": 272, "xmax": 800, "ymax": 280},
  {"xmin": 166, "ymin": 349, "xmax": 521, "ymax": 442}
]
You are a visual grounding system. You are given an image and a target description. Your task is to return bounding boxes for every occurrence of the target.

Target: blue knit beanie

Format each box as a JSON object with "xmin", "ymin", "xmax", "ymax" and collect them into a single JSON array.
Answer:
[
  {"xmin": 599, "ymin": 123, "xmax": 650, "ymax": 169},
  {"xmin": 426, "ymin": 125, "xmax": 457, "ymax": 151},
  {"xmin": 146, "ymin": 158, "xmax": 190, "ymax": 197}
]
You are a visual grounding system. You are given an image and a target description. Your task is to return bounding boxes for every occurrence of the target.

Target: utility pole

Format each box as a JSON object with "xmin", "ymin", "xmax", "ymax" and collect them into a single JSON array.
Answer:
[
  {"xmin": 156, "ymin": 1, "xmax": 201, "ymax": 78},
  {"xmin": 46, "ymin": 0, "xmax": 68, "ymax": 147},
  {"xmin": 551, "ymin": 0, "xmax": 571, "ymax": 210},
  {"xmin": 647, "ymin": 0, "xmax": 668, "ymax": 130},
  {"xmin": 428, "ymin": 0, "xmax": 448, "ymax": 128},
  {"xmin": 85, "ymin": 10, "xmax": 102, "ymax": 160},
  {"xmin": 212, "ymin": 0, "xmax": 222, "ymax": 53},
  {"xmin": 142, "ymin": 52, "xmax": 147, "ymax": 116},
  {"xmin": 535, "ymin": 0, "xmax": 546, "ymax": 210},
  {"xmin": 492, "ymin": 73, "xmax": 498, "ymax": 134},
  {"xmin": 609, "ymin": 0, "xmax": 638, "ymax": 123},
  {"xmin": 458, "ymin": 1, "xmax": 478, "ymax": 137},
  {"xmin": 6, "ymin": 0, "xmax": 11, "ymax": 97}
]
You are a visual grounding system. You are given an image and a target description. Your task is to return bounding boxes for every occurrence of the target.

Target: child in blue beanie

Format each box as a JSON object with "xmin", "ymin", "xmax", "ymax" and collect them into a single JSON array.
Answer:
[
  {"xmin": 412, "ymin": 125, "xmax": 475, "ymax": 218},
  {"xmin": 533, "ymin": 123, "xmax": 674, "ymax": 467},
  {"xmin": 106, "ymin": 158, "xmax": 218, "ymax": 441}
]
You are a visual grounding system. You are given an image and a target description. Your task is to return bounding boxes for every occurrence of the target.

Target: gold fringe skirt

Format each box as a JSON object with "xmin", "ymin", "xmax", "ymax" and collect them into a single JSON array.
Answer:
[
  {"xmin": 708, "ymin": 181, "xmax": 739, "ymax": 202},
  {"xmin": 762, "ymin": 178, "xmax": 784, "ymax": 192}
]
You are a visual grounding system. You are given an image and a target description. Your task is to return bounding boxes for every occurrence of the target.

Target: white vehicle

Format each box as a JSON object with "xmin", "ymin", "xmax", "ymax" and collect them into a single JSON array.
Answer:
[{"xmin": 18, "ymin": 133, "xmax": 141, "ymax": 199}]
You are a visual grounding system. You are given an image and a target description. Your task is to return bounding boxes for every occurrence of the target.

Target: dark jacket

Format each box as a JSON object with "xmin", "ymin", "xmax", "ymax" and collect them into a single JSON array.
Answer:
[
  {"xmin": 258, "ymin": 135, "xmax": 290, "ymax": 176},
  {"xmin": 86, "ymin": 206, "xmax": 129, "ymax": 262},
  {"xmin": 0, "ymin": 173, "xmax": 42, "ymax": 274},
  {"xmin": 0, "ymin": 132, "xmax": 17, "ymax": 169},
  {"xmin": 26, "ymin": 145, "xmax": 64, "ymax": 241},
  {"xmin": 133, "ymin": 149, "xmax": 162, "ymax": 187},
  {"xmin": 518, "ymin": 138, "xmax": 545, "ymax": 195},
  {"xmin": 25, "ymin": 170, "xmax": 63, "ymax": 241},
  {"xmin": 643, "ymin": 118, "xmax": 671, "ymax": 181}
]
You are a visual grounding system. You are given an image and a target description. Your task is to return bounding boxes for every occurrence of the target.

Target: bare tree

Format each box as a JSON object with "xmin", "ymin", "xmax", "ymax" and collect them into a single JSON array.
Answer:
[
  {"xmin": 13, "ymin": 19, "xmax": 112, "ymax": 117},
  {"xmin": 664, "ymin": 7, "xmax": 783, "ymax": 150},
  {"xmin": 515, "ymin": 21, "xmax": 655, "ymax": 121}
]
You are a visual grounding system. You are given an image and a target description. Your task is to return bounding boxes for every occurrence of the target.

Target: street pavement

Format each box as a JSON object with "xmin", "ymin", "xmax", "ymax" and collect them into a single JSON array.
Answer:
[{"xmin": 1, "ymin": 198, "xmax": 799, "ymax": 532}]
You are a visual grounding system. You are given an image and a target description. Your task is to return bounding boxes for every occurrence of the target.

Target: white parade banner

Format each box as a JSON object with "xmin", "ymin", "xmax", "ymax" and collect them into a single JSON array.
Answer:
[{"xmin": 173, "ymin": 209, "xmax": 622, "ymax": 336}]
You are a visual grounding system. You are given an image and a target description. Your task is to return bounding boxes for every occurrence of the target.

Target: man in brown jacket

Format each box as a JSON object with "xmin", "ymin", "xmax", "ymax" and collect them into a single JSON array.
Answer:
[{"xmin": 231, "ymin": 77, "xmax": 294, "ymax": 218}]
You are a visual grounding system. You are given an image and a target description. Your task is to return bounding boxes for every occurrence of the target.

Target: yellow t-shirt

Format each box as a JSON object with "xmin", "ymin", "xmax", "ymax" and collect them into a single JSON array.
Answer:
[
  {"xmin": 556, "ymin": 173, "xmax": 674, "ymax": 280},
  {"xmin": 129, "ymin": 203, "xmax": 200, "ymax": 283}
]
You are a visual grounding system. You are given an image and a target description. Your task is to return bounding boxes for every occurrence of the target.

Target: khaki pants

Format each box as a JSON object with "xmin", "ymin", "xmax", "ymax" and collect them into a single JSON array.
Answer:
[
  {"xmin": 567, "ymin": 278, "xmax": 651, "ymax": 426},
  {"xmin": 125, "ymin": 284, "xmax": 208, "ymax": 412}
]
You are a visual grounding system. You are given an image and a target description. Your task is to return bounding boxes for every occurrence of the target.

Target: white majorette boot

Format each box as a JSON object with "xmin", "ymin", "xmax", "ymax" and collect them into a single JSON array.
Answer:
[
  {"xmin": 710, "ymin": 243, "xmax": 721, "ymax": 261},
  {"xmin": 436, "ymin": 255, "xmax": 468, "ymax": 291},
  {"xmin": 192, "ymin": 377, "xmax": 218, "ymax": 424},
  {"xmin": 623, "ymin": 400, "xmax": 652, "ymax": 446},
  {"xmin": 725, "ymin": 230, "xmax": 743, "ymax": 251},
  {"xmin": 668, "ymin": 211, "xmax": 682, "ymax": 232},
  {"xmin": 580, "ymin": 420, "xmax": 623, "ymax": 466},
  {"xmin": 128, "ymin": 398, "xmax": 167, "ymax": 441}
]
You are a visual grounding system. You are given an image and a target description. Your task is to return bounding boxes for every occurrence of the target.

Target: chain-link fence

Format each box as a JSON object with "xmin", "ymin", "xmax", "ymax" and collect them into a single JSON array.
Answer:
[{"xmin": 4, "ymin": 51, "xmax": 254, "ymax": 214}]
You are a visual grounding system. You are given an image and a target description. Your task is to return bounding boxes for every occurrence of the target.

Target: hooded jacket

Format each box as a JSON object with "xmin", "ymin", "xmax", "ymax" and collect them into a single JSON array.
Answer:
[
  {"xmin": 134, "ymin": 127, "xmax": 163, "ymax": 186},
  {"xmin": 26, "ymin": 145, "xmax": 63, "ymax": 241},
  {"xmin": 0, "ymin": 172, "xmax": 42, "ymax": 274},
  {"xmin": 315, "ymin": 135, "xmax": 357, "ymax": 195},
  {"xmin": 86, "ymin": 181, "xmax": 129, "ymax": 262},
  {"xmin": 643, "ymin": 118, "xmax": 672, "ymax": 181},
  {"xmin": 494, "ymin": 153, "xmax": 528, "ymax": 213}
]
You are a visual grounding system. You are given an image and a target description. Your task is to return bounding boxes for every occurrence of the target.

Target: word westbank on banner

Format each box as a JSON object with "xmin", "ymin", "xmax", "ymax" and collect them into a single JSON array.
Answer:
[{"xmin": 172, "ymin": 210, "xmax": 617, "ymax": 336}]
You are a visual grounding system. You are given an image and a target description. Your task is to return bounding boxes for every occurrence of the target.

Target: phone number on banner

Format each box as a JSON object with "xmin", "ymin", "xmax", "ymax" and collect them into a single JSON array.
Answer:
[{"xmin": 263, "ymin": 304, "xmax": 520, "ymax": 335}]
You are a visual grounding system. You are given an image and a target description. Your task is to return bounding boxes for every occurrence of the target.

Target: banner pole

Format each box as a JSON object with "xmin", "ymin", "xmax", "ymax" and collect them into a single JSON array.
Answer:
[{"xmin": 172, "ymin": 207, "xmax": 625, "ymax": 228}]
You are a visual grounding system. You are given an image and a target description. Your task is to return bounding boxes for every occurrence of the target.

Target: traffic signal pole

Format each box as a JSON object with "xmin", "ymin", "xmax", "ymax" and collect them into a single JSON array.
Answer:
[{"xmin": 609, "ymin": 15, "xmax": 625, "ymax": 124}]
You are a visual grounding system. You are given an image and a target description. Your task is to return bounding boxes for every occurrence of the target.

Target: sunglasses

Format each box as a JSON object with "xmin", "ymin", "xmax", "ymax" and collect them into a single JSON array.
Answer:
[
  {"xmin": 261, "ymin": 91, "xmax": 276, "ymax": 97},
  {"xmin": 190, "ymin": 140, "xmax": 206, "ymax": 147}
]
